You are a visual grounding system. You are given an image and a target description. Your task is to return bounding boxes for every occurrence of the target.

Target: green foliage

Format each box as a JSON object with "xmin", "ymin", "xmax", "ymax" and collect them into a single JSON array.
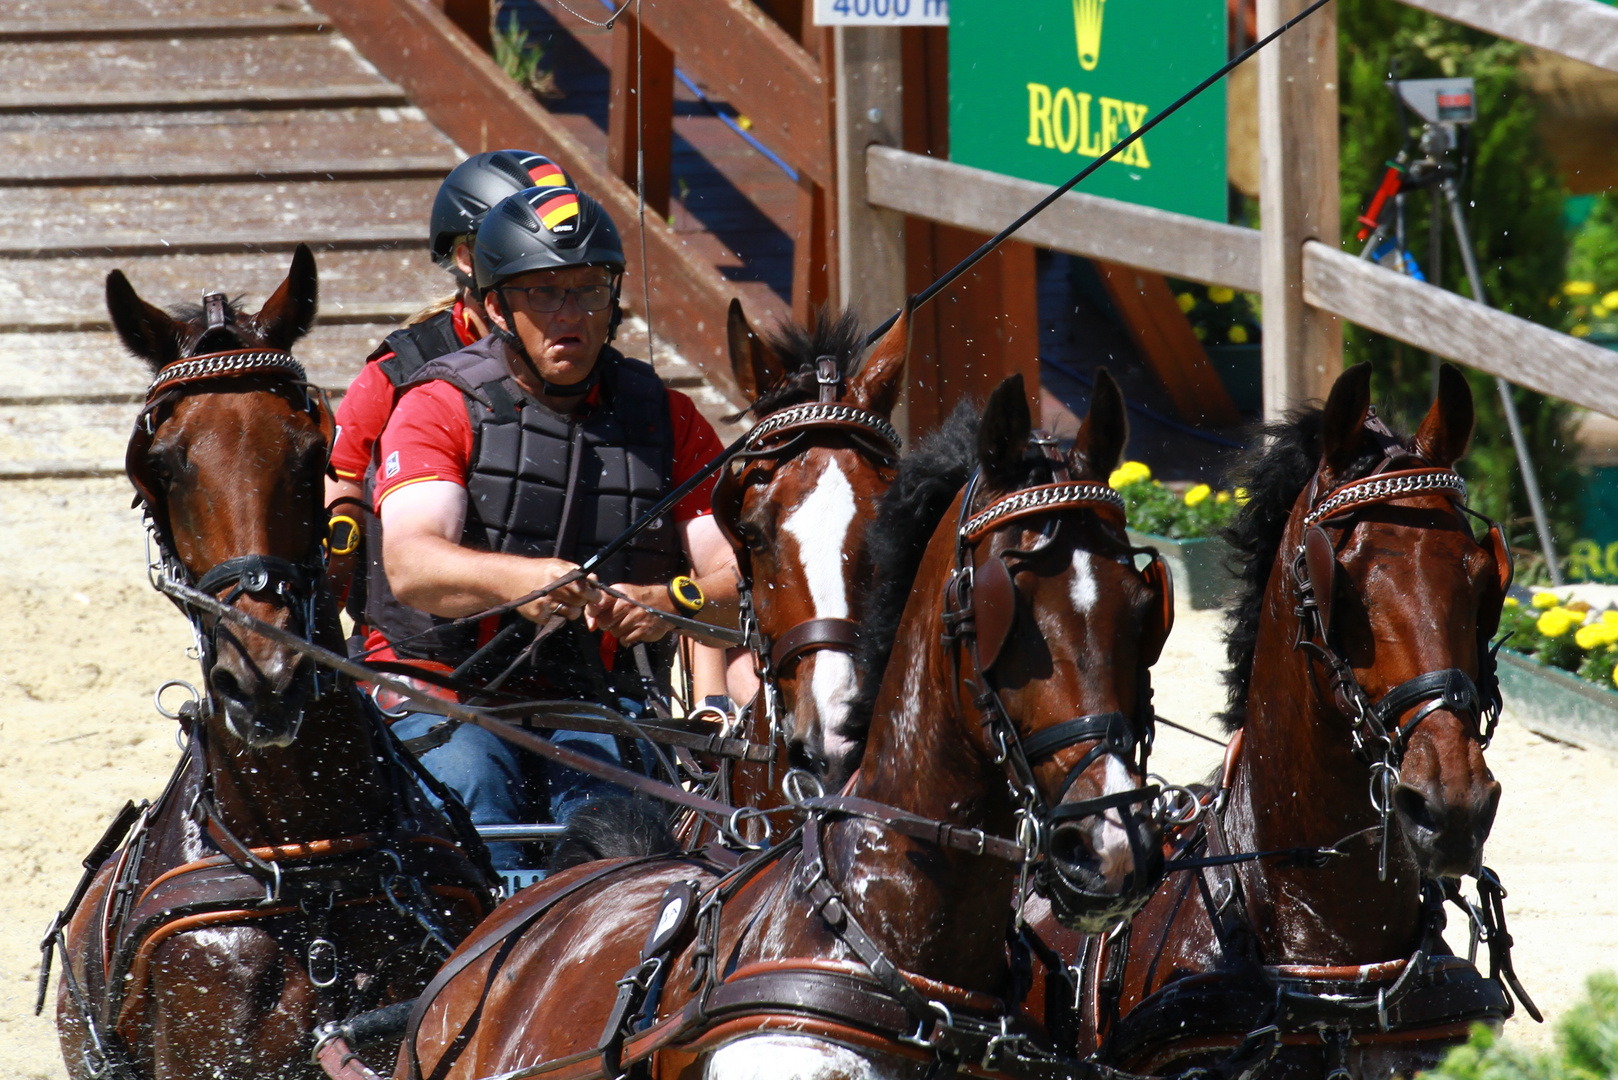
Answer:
[
  {"xmin": 1422, "ymin": 974, "xmax": 1618, "ymax": 1080},
  {"xmin": 492, "ymin": 10, "xmax": 557, "ymax": 99},
  {"xmin": 1114, "ymin": 474, "xmax": 1242, "ymax": 541},
  {"xmin": 1168, "ymin": 280, "xmax": 1262, "ymax": 346},
  {"xmin": 1337, "ymin": 1, "xmax": 1580, "ymax": 558}
]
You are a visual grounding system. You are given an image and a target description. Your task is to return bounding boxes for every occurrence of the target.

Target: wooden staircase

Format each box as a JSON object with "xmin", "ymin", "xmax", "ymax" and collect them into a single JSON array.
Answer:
[{"xmin": 0, "ymin": 0, "xmax": 741, "ymax": 479}]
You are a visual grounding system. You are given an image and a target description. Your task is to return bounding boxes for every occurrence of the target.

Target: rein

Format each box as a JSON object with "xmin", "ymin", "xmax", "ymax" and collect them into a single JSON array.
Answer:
[{"xmin": 1288, "ymin": 453, "xmax": 1510, "ymax": 879}]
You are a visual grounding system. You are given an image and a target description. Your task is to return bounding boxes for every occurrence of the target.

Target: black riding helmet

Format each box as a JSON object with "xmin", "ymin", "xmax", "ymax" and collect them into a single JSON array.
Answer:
[
  {"xmin": 475, "ymin": 186, "xmax": 627, "ymax": 396},
  {"xmin": 429, "ymin": 150, "xmax": 572, "ymax": 265}
]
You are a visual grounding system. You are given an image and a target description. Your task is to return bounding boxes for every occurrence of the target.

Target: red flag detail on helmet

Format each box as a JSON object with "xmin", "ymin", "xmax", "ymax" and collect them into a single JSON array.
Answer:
[
  {"xmin": 529, "ymin": 162, "xmax": 567, "ymax": 187},
  {"xmin": 536, "ymin": 191, "xmax": 580, "ymax": 233}
]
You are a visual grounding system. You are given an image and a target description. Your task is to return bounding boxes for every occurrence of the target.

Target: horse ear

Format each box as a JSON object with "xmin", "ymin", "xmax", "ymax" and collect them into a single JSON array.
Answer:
[
  {"xmin": 106, "ymin": 269, "xmax": 180, "ymax": 371},
  {"xmin": 256, "ymin": 243, "xmax": 319, "ymax": 351},
  {"xmin": 1069, "ymin": 366, "xmax": 1129, "ymax": 479},
  {"xmin": 727, "ymin": 298, "xmax": 785, "ymax": 403},
  {"xmin": 847, "ymin": 298, "xmax": 912, "ymax": 417},
  {"xmin": 979, "ymin": 374, "xmax": 1032, "ymax": 485},
  {"xmin": 1320, "ymin": 362, "xmax": 1374, "ymax": 481},
  {"xmin": 1412, "ymin": 363, "xmax": 1474, "ymax": 467}
]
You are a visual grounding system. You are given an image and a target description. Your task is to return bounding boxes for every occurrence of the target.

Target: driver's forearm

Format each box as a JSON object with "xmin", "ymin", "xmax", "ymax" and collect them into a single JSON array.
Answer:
[{"xmin": 384, "ymin": 532, "xmax": 550, "ymax": 618}]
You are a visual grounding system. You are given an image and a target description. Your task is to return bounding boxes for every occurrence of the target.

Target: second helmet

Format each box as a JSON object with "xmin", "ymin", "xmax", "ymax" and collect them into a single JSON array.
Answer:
[{"xmin": 430, "ymin": 150, "xmax": 571, "ymax": 264}]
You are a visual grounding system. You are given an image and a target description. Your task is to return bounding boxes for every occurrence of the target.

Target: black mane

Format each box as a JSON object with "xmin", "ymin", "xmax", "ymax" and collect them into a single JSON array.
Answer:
[
  {"xmin": 847, "ymin": 400, "xmax": 1058, "ymax": 737},
  {"xmin": 747, "ymin": 308, "xmax": 863, "ymax": 418},
  {"xmin": 170, "ymin": 295, "xmax": 252, "ymax": 358},
  {"xmin": 1217, "ymin": 407, "xmax": 1405, "ymax": 730}
]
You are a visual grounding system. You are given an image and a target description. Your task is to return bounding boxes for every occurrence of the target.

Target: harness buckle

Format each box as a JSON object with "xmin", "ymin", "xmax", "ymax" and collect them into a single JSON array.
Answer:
[
  {"xmin": 898, "ymin": 1000, "xmax": 955, "ymax": 1048},
  {"xmin": 307, "ymin": 937, "xmax": 339, "ymax": 988}
]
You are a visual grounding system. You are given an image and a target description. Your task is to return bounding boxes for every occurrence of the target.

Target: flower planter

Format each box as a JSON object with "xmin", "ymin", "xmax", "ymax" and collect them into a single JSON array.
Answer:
[
  {"xmin": 1126, "ymin": 529, "xmax": 1237, "ymax": 610},
  {"xmin": 1496, "ymin": 648, "xmax": 1618, "ymax": 753}
]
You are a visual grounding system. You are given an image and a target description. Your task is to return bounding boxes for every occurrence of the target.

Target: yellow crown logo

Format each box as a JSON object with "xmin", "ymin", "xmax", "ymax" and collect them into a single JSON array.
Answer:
[{"xmin": 1073, "ymin": 0, "xmax": 1106, "ymax": 71}]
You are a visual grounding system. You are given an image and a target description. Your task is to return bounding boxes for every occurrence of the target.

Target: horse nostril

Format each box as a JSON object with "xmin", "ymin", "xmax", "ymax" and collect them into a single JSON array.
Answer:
[
  {"xmin": 1392, "ymin": 782, "xmax": 1437, "ymax": 834},
  {"xmin": 210, "ymin": 666, "xmax": 247, "ymax": 705},
  {"xmin": 1048, "ymin": 822, "xmax": 1092, "ymax": 867},
  {"xmin": 787, "ymin": 738, "xmax": 818, "ymax": 773}
]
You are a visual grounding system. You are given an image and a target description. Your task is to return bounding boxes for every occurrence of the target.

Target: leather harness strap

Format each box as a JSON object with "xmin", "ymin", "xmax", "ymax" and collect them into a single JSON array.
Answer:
[{"xmin": 769, "ymin": 617, "xmax": 861, "ymax": 671}]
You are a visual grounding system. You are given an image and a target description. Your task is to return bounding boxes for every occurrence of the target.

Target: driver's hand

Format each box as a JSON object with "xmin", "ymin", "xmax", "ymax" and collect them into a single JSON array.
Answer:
[
  {"xmin": 514, "ymin": 559, "xmax": 600, "ymax": 623},
  {"xmin": 586, "ymin": 582, "xmax": 672, "ymax": 645}
]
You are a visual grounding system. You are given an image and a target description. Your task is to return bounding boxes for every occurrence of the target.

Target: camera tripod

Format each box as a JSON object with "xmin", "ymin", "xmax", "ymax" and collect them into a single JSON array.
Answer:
[{"xmin": 1356, "ymin": 77, "xmax": 1562, "ymax": 584}]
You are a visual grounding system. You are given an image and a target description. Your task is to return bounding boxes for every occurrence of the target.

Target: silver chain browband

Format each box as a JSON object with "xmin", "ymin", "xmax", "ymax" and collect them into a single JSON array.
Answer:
[
  {"xmin": 1302, "ymin": 469, "xmax": 1467, "ymax": 529},
  {"xmin": 147, "ymin": 349, "xmax": 306, "ymax": 397},
  {"xmin": 744, "ymin": 402, "xmax": 902, "ymax": 454},
  {"xmin": 962, "ymin": 482, "xmax": 1125, "ymax": 541}
]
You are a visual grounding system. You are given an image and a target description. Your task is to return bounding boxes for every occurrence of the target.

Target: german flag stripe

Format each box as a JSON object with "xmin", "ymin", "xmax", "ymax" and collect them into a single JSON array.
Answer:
[
  {"xmin": 529, "ymin": 162, "xmax": 566, "ymax": 186},
  {"xmin": 539, "ymin": 193, "xmax": 580, "ymax": 229}
]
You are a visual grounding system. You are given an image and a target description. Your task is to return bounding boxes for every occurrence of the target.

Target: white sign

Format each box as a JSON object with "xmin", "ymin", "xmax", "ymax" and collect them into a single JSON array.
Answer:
[{"xmin": 813, "ymin": 0, "xmax": 948, "ymax": 26}]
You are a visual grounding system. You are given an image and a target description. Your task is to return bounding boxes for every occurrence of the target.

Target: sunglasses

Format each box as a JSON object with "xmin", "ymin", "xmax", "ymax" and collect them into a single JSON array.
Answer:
[{"xmin": 500, "ymin": 283, "xmax": 615, "ymax": 314}]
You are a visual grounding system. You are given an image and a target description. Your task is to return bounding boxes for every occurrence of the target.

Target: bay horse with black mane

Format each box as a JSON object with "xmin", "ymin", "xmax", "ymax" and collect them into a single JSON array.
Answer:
[
  {"xmin": 699, "ymin": 299, "xmax": 910, "ymax": 827},
  {"xmin": 47, "ymin": 245, "xmax": 496, "ymax": 1080},
  {"xmin": 1079, "ymin": 364, "xmax": 1533, "ymax": 1080},
  {"xmin": 399, "ymin": 371, "xmax": 1172, "ymax": 1080}
]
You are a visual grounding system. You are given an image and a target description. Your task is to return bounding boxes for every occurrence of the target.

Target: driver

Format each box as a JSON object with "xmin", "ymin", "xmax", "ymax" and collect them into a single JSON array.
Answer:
[{"xmin": 368, "ymin": 185, "xmax": 740, "ymax": 868}]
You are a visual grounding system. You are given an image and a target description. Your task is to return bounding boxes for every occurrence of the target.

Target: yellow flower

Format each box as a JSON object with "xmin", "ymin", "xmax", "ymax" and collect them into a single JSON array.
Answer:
[
  {"xmin": 1565, "ymin": 280, "xmax": 1597, "ymax": 297},
  {"xmin": 1234, "ymin": 487, "xmax": 1249, "ymax": 505},
  {"xmin": 1192, "ymin": 325, "xmax": 1207, "ymax": 340},
  {"xmin": 1108, "ymin": 461, "xmax": 1152, "ymax": 489},
  {"xmin": 1538, "ymin": 607, "xmax": 1582, "ymax": 638},
  {"xmin": 1531, "ymin": 590, "xmax": 1560, "ymax": 609},
  {"xmin": 1208, "ymin": 286, "xmax": 1236, "ymax": 304},
  {"xmin": 1597, "ymin": 304, "xmax": 1612, "ymax": 319},
  {"xmin": 1611, "ymin": 665, "xmax": 1618, "ymax": 690},
  {"xmin": 1185, "ymin": 483, "xmax": 1212, "ymax": 506},
  {"xmin": 1216, "ymin": 490, "xmax": 1231, "ymax": 504},
  {"xmin": 1504, "ymin": 596, "xmax": 1519, "ymax": 608},
  {"xmin": 1573, "ymin": 324, "xmax": 1592, "ymax": 338},
  {"xmin": 1575, "ymin": 622, "xmax": 1614, "ymax": 650},
  {"xmin": 1603, "ymin": 290, "xmax": 1618, "ymax": 310},
  {"xmin": 1176, "ymin": 292, "xmax": 1196, "ymax": 313},
  {"xmin": 1228, "ymin": 325, "xmax": 1249, "ymax": 344},
  {"xmin": 1602, "ymin": 609, "xmax": 1618, "ymax": 625}
]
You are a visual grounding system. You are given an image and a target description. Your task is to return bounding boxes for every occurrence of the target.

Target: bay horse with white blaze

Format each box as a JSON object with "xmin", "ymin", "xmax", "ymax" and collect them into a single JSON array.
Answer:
[
  {"xmin": 48, "ymin": 246, "xmax": 496, "ymax": 1080},
  {"xmin": 701, "ymin": 300, "xmax": 910, "ymax": 824},
  {"xmin": 398, "ymin": 372, "xmax": 1172, "ymax": 1080},
  {"xmin": 1081, "ymin": 364, "xmax": 1531, "ymax": 1080}
]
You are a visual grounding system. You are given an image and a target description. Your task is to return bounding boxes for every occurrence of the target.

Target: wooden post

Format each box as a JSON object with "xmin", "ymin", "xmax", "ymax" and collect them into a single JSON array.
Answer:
[
  {"xmin": 442, "ymin": 0, "xmax": 491, "ymax": 51},
  {"xmin": 1257, "ymin": 0, "xmax": 1341, "ymax": 416},
  {"xmin": 792, "ymin": 176, "xmax": 830, "ymax": 326},
  {"xmin": 834, "ymin": 25, "xmax": 908, "ymax": 433},
  {"xmin": 608, "ymin": 10, "xmax": 674, "ymax": 220},
  {"xmin": 834, "ymin": 27, "xmax": 907, "ymax": 331}
]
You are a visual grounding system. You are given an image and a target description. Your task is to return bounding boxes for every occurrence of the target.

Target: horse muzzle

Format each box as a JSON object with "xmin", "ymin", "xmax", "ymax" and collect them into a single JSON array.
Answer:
[
  {"xmin": 1036, "ymin": 808, "xmax": 1165, "ymax": 932},
  {"xmin": 210, "ymin": 652, "xmax": 311, "ymax": 749},
  {"xmin": 1392, "ymin": 776, "xmax": 1500, "ymax": 880}
]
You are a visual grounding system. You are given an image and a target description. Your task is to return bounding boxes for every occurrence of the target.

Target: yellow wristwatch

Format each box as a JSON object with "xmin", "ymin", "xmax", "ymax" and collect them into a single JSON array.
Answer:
[
  {"xmin": 668, "ymin": 575, "xmax": 705, "ymax": 613},
  {"xmin": 327, "ymin": 514, "xmax": 361, "ymax": 556}
]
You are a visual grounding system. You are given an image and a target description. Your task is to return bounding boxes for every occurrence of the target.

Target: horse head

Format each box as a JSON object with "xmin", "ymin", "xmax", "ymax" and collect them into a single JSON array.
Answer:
[
  {"xmin": 970, "ymin": 373, "xmax": 1169, "ymax": 929},
  {"xmin": 1293, "ymin": 363, "xmax": 1505, "ymax": 881},
  {"xmin": 716, "ymin": 300, "xmax": 909, "ymax": 785},
  {"xmin": 114, "ymin": 245, "xmax": 328, "ymax": 749}
]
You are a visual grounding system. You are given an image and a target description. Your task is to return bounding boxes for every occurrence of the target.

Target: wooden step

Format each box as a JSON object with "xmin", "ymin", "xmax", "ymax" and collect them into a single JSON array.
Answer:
[
  {"xmin": 0, "ymin": 249, "xmax": 445, "ymax": 328},
  {"xmin": 0, "ymin": 0, "xmax": 316, "ymax": 18},
  {"xmin": 0, "ymin": 14, "xmax": 330, "ymax": 42},
  {"xmin": 0, "ymin": 323, "xmax": 400, "ymax": 397},
  {"xmin": 0, "ymin": 107, "xmax": 461, "ymax": 185},
  {"xmin": 0, "ymin": 35, "xmax": 394, "ymax": 104},
  {"xmin": 0, "ymin": 84, "xmax": 409, "ymax": 114},
  {"xmin": 0, "ymin": 178, "xmax": 437, "ymax": 256}
]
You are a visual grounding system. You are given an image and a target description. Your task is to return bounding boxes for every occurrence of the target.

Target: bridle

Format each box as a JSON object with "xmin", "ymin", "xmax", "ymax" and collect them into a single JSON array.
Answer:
[
  {"xmin": 712, "ymin": 357, "xmax": 902, "ymax": 728},
  {"xmin": 939, "ymin": 435, "xmax": 1174, "ymax": 916},
  {"xmin": 128, "ymin": 342, "xmax": 336, "ymax": 712},
  {"xmin": 1288, "ymin": 435, "xmax": 1511, "ymax": 877}
]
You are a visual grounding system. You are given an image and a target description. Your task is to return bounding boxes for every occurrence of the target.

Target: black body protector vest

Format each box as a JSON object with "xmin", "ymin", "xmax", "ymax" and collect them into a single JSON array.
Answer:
[
  {"xmin": 367, "ymin": 335, "xmax": 685, "ymax": 701},
  {"xmin": 349, "ymin": 311, "xmax": 468, "ymax": 624}
]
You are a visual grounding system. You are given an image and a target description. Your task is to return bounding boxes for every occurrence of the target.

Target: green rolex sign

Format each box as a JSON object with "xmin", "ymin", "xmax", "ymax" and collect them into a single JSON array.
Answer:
[{"xmin": 949, "ymin": 0, "xmax": 1228, "ymax": 222}]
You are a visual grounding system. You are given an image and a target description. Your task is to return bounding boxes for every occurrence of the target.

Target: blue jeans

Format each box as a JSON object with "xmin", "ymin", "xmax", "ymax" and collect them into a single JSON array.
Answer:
[{"xmin": 391, "ymin": 715, "xmax": 634, "ymax": 871}]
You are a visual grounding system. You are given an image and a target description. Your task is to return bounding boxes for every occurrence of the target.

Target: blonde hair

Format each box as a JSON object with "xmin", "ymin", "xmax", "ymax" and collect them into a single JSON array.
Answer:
[{"xmin": 404, "ymin": 293, "xmax": 458, "ymax": 327}]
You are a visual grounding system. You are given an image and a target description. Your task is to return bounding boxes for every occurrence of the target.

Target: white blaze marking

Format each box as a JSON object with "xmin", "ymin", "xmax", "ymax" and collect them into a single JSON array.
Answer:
[
  {"xmin": 783, "ymin": 460, "xmax": 860, "ymax": 748},
  {"xmin": 1069, "ymin": 548, "xmax": 1099, "ymax": 613},
  {"xmin": 707, "ymin": 1035, "xmax": 896, "ymax": 1080},
  {"xmin": 1095, "ymin": 755, "xmax": 1135, "ymax": 885}
]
